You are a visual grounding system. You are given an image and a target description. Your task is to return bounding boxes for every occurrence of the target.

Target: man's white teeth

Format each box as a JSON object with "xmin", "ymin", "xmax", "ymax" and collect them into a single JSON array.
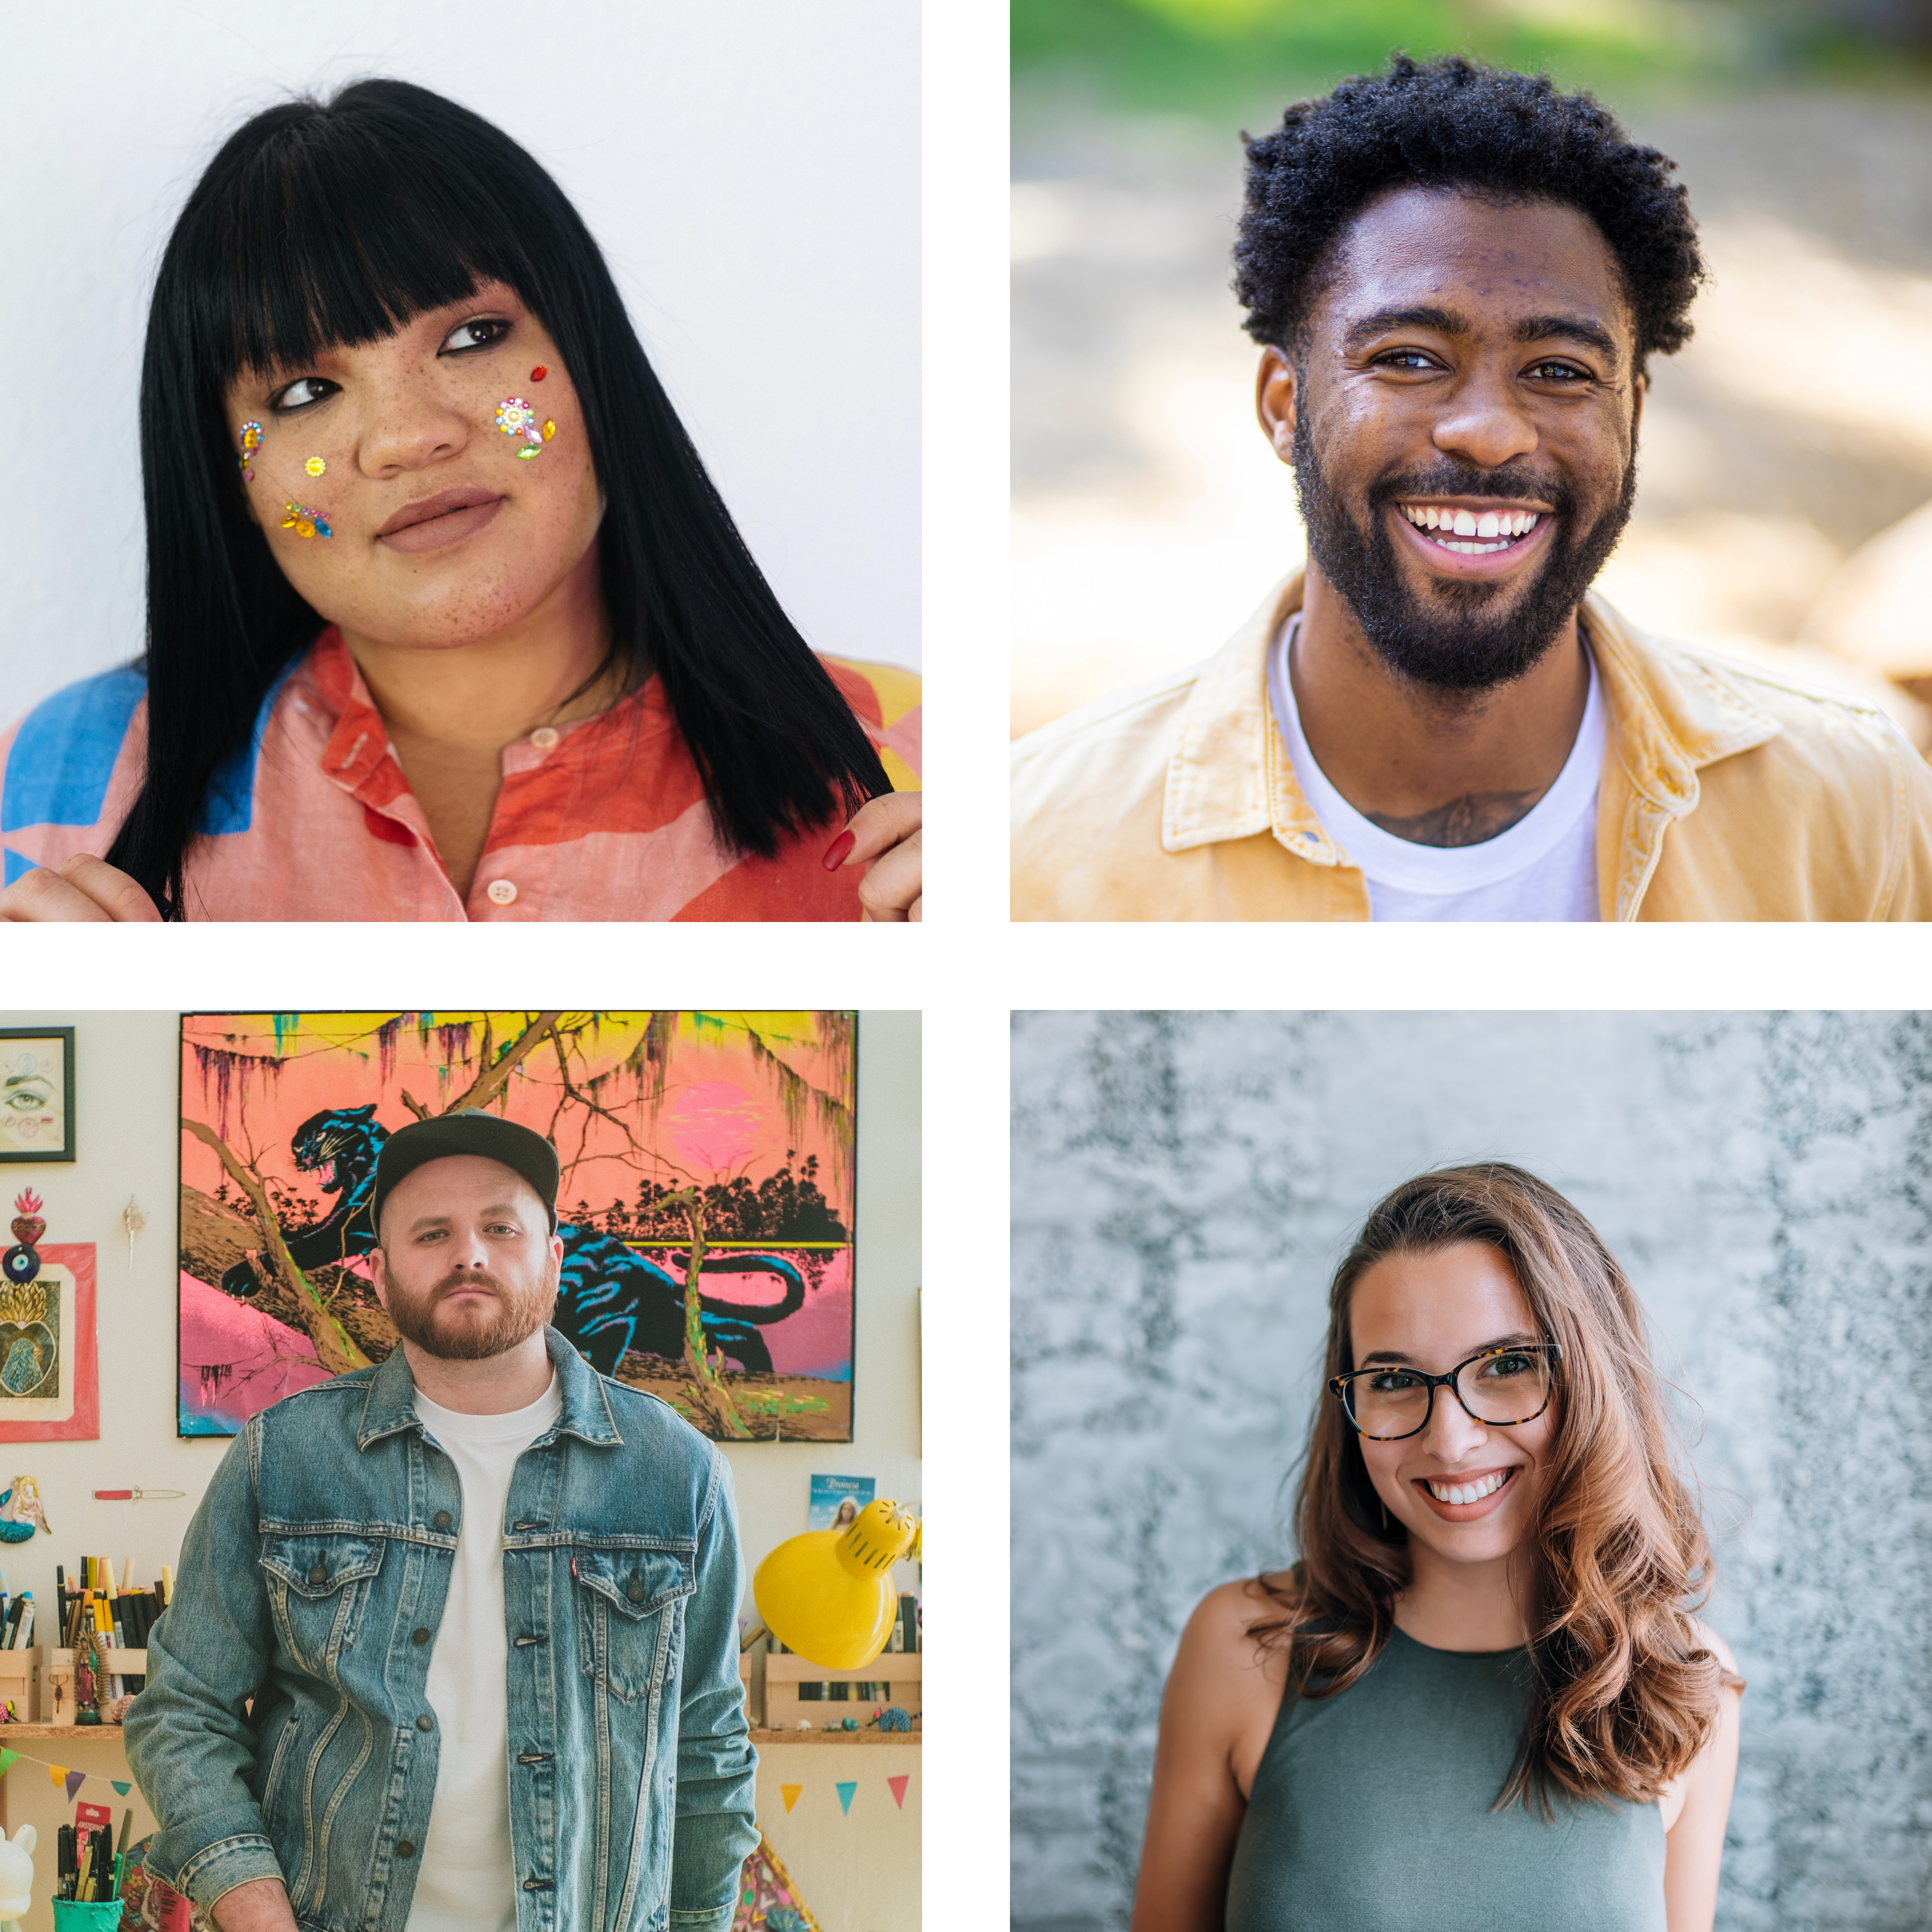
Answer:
[
  {"xmin": 1399, "ymin": 504, "xmax": 1541, "ymax": 548},
  {"xmin": 1426, "ymin": 1469, "xmax": 1510, "ymax": 1506}
]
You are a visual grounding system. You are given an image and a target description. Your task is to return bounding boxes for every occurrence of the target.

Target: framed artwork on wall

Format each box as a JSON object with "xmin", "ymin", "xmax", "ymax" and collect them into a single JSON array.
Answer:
[
  {"xmin": 177, "ymin": 1012, "xmax": 858, "ymax": 1443},
  {"xmin": 0, "ymin": 1241, "xmax": 99, "ymax": 1440},
  {"xmin": 0, "ymin": 1028, "xmax": 75, "ymax": 1162}
]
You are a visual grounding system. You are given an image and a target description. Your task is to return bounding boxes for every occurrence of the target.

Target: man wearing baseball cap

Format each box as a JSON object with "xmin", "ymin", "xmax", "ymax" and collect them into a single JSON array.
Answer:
[{"xmin": 128, "ymin": 1110, "xmax": 758, "ymax": 1932}]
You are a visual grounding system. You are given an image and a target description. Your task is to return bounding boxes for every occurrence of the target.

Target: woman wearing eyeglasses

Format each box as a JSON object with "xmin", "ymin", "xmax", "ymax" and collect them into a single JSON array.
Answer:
[{"xmin": 1131, "ymin": 1164, "xmax": 1743, "ymax": 1932}]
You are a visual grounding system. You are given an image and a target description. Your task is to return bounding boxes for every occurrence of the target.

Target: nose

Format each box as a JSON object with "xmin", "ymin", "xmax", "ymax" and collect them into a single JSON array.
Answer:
[
  {"xmin": 1430, "ymin": 368, "xmax": 1538, "ymax": 473},
  {"xmin": 357, "ymin": 376, "xmax": 471, "ymax": 475},
  {"xmin": 444, "ymin": 1226, "xmax": 492, "ymax": 1272},
  {"xmin": 1421, "ymin": 1383, "xmax": 1490, "ymax": 1464}
]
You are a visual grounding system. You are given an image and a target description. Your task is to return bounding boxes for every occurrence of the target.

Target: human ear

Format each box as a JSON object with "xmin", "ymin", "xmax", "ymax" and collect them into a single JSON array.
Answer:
[
  {"xmin": 1630, "ymin": 367, "xmax": 1646, "ymax": 455},
  {"xmin": 367, "ymin": 1244, "xmax": 390, "ymax": 1310},
  {"xmin": 1256, "ymin": 346, "xmax": 1298, "ymax": 467}
]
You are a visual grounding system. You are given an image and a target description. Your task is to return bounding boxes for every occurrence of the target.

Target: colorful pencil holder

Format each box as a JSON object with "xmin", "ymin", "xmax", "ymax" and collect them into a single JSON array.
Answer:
[{"xmin": 52, "ymin": 1900, "xmax": 124, "ymax": 1927}]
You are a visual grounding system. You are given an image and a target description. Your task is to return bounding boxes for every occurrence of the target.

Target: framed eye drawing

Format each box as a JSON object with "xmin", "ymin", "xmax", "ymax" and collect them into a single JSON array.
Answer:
[{"xmin": 0, "ymin": 1029, "xmax": 75, "ymax": 1163}]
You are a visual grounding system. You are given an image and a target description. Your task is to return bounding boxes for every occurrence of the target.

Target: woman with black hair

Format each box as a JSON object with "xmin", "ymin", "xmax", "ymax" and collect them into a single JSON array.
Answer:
[{"xmin": 0, "ymin": 79, "xmax": 921, "ymax": 922}]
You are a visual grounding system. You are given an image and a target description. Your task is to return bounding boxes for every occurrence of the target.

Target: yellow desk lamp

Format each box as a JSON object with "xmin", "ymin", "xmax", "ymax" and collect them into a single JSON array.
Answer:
[{"xmin": 751, "ymin": 1498, "xmax": 920, "ymax": 1669}]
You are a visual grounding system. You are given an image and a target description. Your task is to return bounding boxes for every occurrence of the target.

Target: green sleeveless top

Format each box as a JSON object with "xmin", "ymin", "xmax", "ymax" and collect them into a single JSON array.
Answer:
[{"xmin": 1224, "ymin": 1626, "xmax": 1666, "ymax": 1932}]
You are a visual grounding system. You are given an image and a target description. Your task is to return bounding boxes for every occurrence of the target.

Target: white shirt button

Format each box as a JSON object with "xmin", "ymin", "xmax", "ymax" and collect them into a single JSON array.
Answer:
[
  {"xmin": 530, "ymin": 726, "xmax": 559, "ymax": 751},
  {"xmin": 485, "ymin": 879, "xmax": 518, "ymax": 906}
]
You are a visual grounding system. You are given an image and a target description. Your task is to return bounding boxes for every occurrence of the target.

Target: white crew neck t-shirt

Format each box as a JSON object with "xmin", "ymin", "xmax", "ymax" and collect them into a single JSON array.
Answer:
[
  {"xmin": 409, "ymin": 1373, "xmax": 564, "ymax": 1932},
  {"xmin": 1268, "ymin": 614, "xmax": 1605, "ymax": 921}
]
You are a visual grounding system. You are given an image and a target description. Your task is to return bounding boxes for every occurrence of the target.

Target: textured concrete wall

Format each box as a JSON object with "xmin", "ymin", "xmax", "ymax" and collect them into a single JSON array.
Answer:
[{"xmin": 1011, "ymin": 1012, "xmax": 1932, "ymax": 1932}]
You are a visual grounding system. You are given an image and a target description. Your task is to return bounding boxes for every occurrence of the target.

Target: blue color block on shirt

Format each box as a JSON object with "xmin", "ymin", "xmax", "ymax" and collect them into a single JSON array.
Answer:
[{"xmin": 0, "ymin": 664, "xmax": 147, "ymax": 834}]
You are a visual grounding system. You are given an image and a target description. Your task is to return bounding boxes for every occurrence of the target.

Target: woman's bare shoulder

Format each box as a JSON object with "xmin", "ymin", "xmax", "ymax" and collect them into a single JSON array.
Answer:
[
  {"xmin": 1172, "ymin": 1575, "xmax": 1298, "ymax": 1690},
  {"xmin": 1688, "ymin": 1617, "xmax": 1743, "ymax": 1686}
]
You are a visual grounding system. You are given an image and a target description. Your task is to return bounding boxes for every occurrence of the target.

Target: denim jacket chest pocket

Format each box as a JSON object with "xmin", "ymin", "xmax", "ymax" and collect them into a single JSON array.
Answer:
[
  {"xmin": 258, "ymin": 1532, "xmax": 387, "ymax": 1680},
  {"xmin": 572, "ymin": 1548, "xmax": 695, "ymax": 1704}
]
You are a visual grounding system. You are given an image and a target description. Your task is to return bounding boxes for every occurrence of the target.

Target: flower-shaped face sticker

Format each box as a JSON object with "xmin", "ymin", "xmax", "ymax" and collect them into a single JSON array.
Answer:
[
  {"xmin": 238, "ymin": 421, "xmax": 263, "ymax": 479},
  {"xmin": 496, "ymin": 396, "xmax": 547, "ymax": 458}
]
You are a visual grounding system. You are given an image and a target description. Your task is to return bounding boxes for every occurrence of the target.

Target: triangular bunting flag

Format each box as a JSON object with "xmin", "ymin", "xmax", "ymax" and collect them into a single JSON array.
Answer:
[
  {"xmin": 111, "ymin": 1780, "xmax": 131, "ymax": 1797},
  {"xmin": 63, "ymin": 1769, "xmax": 86, "ymax": 1802},
  {"xmin": 0, "ymin": 1751, "xmax": 17, "ymax": 1778},
  {"xmin": 780, "ymin": 1783, "xmax": 802, "ymax": 1813},
  {"xmin": 730, "ymin": 1830, "xmax": 822, "ymax": 1932},
  {"xmin": 835, "ymin": 1780, "xmax": 856, "ymax": 1815},
  {"xmin": 887, "ymin": 1774, "xmax": 909, "ymax": 1809},
  {"xmin": 47, "ymin": 1764, "xmax": 65, "ymax": 1789}
]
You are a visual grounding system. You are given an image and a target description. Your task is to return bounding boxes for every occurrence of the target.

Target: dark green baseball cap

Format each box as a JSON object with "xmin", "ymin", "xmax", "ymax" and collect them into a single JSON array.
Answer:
[{"xmin": 371, "ymin": 1109, "xmax": 560, "ymax": 1234}]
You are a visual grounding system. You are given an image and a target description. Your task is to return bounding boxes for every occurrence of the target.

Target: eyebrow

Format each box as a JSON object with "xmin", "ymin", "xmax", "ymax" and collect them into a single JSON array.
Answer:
[
  {"xmin": 1357, "ymin": 1331, "xmax": 1541, "ymax": 1368},
  {"xmin": 1344, "ymin": 305, "xmax": 1619, "ymax": 362},
  {"xmin": 404, "ymin": 1202, "xmax": 525, "ymax": 1234}
]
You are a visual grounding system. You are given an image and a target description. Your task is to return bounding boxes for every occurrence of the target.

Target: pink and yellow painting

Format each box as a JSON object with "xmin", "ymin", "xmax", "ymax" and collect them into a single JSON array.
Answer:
[{"xmin": 178, "ymin": 1012, "xmax": 857, "ymax": 1441}]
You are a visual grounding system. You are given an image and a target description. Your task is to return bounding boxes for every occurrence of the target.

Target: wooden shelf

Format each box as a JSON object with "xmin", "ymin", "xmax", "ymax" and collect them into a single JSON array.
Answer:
[
  {"xmin": 0, "ymin": 1724, "xmax": 129, "ymax": 1741},
  {"xmin": 749, "ymin": 1728, "xmax": 921, "ymax": 1745}
]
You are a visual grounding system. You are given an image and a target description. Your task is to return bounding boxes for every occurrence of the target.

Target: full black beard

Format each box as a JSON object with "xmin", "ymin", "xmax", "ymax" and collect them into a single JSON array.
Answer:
[{"xmin": 1292, "ymin": 404, "xmax": 1637, "ymax": 693}]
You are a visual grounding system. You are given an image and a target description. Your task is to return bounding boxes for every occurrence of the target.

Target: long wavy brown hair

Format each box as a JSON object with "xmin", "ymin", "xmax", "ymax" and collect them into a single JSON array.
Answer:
[{"xmin": 1250, "ymin": 1162, "xmax": 1739, "ymax": 1814}]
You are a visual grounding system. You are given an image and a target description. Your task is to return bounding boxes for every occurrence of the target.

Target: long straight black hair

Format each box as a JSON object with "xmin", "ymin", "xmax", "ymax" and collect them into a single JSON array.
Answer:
[{"xmin": 108, "ymin": 78, "xmax": 890, "ymax": 916}]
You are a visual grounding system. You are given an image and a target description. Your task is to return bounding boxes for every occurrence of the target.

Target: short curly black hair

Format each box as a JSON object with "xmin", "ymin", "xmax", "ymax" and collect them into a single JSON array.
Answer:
[{"xmin": 1235, "ymin": 54, "xmax": 1703, "ymax": 375}]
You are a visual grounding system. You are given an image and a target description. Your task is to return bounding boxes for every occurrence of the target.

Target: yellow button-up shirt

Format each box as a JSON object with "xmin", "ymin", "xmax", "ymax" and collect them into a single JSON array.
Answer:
[{"xmin": 1011, "ymin": 573, "xmax": 1932, "ymax": 921}]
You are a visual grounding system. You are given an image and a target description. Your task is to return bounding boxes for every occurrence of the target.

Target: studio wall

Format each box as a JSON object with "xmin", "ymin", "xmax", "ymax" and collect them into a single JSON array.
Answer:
[{"xmin": 1010, "ymin": 1010, "xmax": 1932, "ymax": 1932}]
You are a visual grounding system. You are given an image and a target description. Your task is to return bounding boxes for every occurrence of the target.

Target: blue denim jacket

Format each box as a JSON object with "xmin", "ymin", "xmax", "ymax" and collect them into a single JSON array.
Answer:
[{"xmin": 125, "ymin": 1329, "xmax": 758, "ymax": 1932}]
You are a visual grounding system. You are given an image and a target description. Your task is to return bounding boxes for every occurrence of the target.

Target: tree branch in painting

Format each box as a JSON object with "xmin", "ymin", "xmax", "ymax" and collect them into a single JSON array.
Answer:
[
  {"xmin": 181, "ymin": 1118, "xmax": 371, "ymax": 1376},
  {"xmin": 653, "ymin": 1184, "xmax": 752, "ymax": 1440}
]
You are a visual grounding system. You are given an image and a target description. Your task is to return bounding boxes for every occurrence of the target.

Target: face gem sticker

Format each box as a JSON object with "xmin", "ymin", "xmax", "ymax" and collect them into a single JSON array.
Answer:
[
  {"xmin": 281, "ymin": 501, "xmax": 332, "ymax": 539},
  {"xmin": 305, "ymin": 456, "xmax": 326, "ymax": 477},
  {"xmin": 496, "ymin": 397, "xmax": 546, "ymax": 457}
]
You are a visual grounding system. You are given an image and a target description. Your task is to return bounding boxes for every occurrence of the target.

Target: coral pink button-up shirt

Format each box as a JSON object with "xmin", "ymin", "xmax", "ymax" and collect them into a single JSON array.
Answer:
[{"xmin": 0, "ymin": 630, "xmax": 921, "ymax": 921}]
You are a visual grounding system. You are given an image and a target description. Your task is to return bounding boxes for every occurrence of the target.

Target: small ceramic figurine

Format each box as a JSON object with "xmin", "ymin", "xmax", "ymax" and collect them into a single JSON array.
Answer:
[
  {"xmin": 0, "ymin": 1477, "xmax": 52, "ymax": 1540},
  {"xmin": 0, "ymin": 1820, "xmax": 38, "ymax": 1928}
]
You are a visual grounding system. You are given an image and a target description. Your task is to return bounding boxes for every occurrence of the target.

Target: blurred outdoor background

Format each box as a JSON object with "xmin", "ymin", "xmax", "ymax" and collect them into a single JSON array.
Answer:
[{"xmin": 1011, "ymin": 0, "xmax": 1932, "ymax": 749}]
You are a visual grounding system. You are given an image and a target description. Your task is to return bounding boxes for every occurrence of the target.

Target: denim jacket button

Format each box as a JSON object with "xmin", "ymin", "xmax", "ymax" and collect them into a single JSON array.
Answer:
[
  {"xmin": 625, "ymin": 1579, "xmax": 646, "ymax": 1604},
  {"xmin": 412, "ymin": 1627, "xmax": 431, "ymax": 1646},
  {"xmin": 307, "ymin": 1563, "xmax": 327, "ymax": 1585},
  {"xmin": 432, "ymin": 1511, "xmax": 453, "ymax": 1531},
  {"xmin": 416, "ymin": 1714, "xmax": 433, "ymax": 1732},
  {"xmin": 396, "ymin": 1841, "xmax": 416, "ymax": 1859}
]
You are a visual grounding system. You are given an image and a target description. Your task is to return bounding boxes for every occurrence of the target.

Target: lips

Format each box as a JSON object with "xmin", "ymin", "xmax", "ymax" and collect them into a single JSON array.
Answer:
[
  {"xmin": 378, "ymin": 487, "xmax": 501, "ymax": 536},
  {"xmin": 1412, "ymin": 1464, "xmax": 1521, "ymax": 1522},
  {"xmin": 1390, "ymin": 501, "xmax": 1553, "ymax": 580}
]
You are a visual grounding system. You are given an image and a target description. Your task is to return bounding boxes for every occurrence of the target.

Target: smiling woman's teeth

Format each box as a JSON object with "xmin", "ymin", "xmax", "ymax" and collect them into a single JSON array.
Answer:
[
  {"xmin": 1426, "ymin": 1470, "xmax": 1510, "ymax": 1505},
  {"xmin": 1400, "ymin": 505, "xmax": 1541, "ymax": 554}
]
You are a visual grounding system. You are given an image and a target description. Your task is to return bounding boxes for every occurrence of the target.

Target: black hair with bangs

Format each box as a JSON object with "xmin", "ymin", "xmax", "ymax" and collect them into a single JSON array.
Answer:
[{"xmin": 109, "ymin": 77, "xmax": 891, "ymax": 915}]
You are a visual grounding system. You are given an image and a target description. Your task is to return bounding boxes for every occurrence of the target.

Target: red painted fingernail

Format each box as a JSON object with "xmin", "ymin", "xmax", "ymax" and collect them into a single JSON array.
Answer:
[{"xmin": 822, "ymin": 830, "xmax": 855, "ymax": 871}]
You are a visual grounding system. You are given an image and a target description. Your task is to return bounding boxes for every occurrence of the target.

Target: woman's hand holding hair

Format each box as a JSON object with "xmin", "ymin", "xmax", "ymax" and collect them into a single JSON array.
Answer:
[
  {"xmin": 0, "ymin": 854, "xmax": 164, "ymax": 922},
  {"xmin": 824, "ymin": 791, "xmax": 921, "ymax": 922}
]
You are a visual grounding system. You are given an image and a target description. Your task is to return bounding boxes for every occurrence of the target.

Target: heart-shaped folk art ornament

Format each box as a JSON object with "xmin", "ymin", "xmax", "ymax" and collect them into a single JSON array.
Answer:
[{"xmin": 8, "ymin": 1191, "xmax": 44, "ymax": 1248}]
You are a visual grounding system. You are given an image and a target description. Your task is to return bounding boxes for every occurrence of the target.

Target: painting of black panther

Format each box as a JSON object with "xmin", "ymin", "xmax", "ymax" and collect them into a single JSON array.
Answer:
[{"xmin": 219, "ymin": 1105, "xmax": 808, "ymax": 1374}]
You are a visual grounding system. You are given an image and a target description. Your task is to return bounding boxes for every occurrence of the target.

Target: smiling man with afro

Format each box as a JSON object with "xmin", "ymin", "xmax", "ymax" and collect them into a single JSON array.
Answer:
[{"xmin": 1011, "ymin": 54, "xmax": 1932, "ymax": 923}]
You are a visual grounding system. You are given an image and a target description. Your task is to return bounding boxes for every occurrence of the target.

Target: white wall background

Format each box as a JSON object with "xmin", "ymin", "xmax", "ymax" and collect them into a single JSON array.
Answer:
[
  {"xmin": 0, "ymin": 1007, "xmax": 921, "ymax": 1932},
  {"xmin": 1012, "ymin": 1011, "xmax": 1932, "ymax": 1932},
  {"xmin": 0, "ymin": 1, "xmax": 920, "ymax": 722}
]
